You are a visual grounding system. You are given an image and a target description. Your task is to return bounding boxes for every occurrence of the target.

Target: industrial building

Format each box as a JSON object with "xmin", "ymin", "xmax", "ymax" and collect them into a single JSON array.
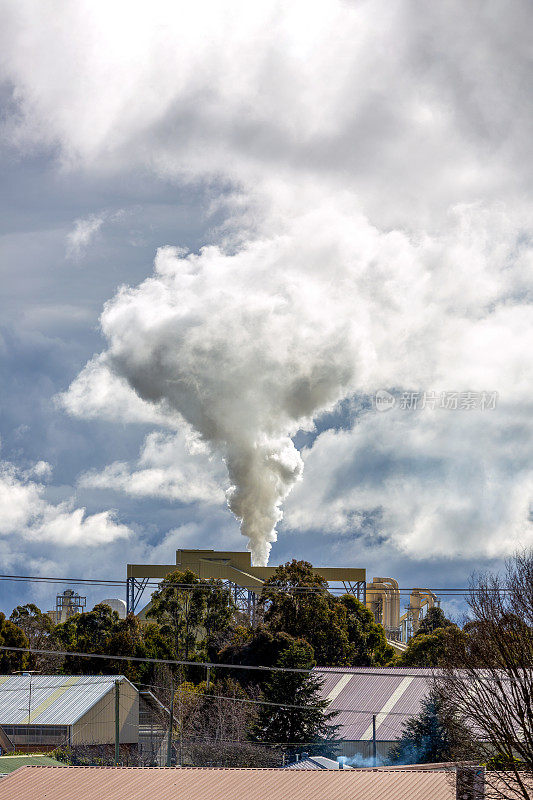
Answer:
[
  {"xmin": 127, "ymin": 548, "xmax": 366, "ymax": 617},
  {"xmin": 47, "ymin": 590, "xmax": 127, "ymax": 624},
  {"xmin": 127, "ymin": 549, "xmax": 437, "ymax": 644},
  {"xmin": 98, "ymin": 598, "xmax": 127, "ymax": 618},
  {"xmin": 366, "ymin": 578, "xmax": 438, "ymax": 643},
  {"xmin": 47, "ymin": 589, "xmax": 86, "ymax": 625},
  {"xmin": 0, "ymin": 675, "xmax": 155, "ymax": 754},
  {"xmin": 314, "ymin": 667, "xmax": 433, "ymax": 760}
]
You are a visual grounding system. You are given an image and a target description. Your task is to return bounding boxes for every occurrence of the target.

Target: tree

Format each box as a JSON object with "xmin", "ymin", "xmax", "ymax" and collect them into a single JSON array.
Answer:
[
  {"xmin": 340, "ymin": 594, "xmax": 395, "ymax": 666},
  {"xmin": 169, "ymin": 677, "xmax": 278, "ymax": 766},
  {"xmin": 10, "ymin": 604, "xmax": 55, "ymax": 670},
  {"xmin": 55, "ymin": 604, "xmax": 174, "ymax": 680},
  {"xmin": 140, "ymin": 622, "xmax": 175, "ymax": 683},
  {"xmin": 54, "ymin": 603, "xmax": 121, "ymax": 674},
  {"xmin": 201, "ymin": 580, "xmax": 236, "ymax": 661},
  {"xmin": 388, "ymin": 688, "xmax": 471, "ymax": 764},
  {"xmin": 0, "ymin": 612, "xmax": 28, "ymax": 672},
  {"xmin": 260, "ymin": 560, "xmax": 393, "ymax": 666},
  {"xmin": 10, "ymin": 603, "xmax": 53, "ymax": 647},
  {"xmin": 396, "ymin": 625, "xmax": 466, "ymax": 667},
  {"xmin": 437, "ymin": 550, "xmax": 533, "ymax": 800},
  {"xmin": 105, "ymin": 615, "xmax": 174, "ymax": 684},
  {"xmin": 147, "ymin": 570, "xmax": 235, "ymax": 664},
  {"xmin": 415, "ymin": 606, "xmax": 455, "ymax": 637},
  {"xmin": 218, "ymin": 626, "xmax": 308, "ymax": 687},
  {"xmin": 250, "ymin": 638, "xmax": 339, "ymax": 758}
]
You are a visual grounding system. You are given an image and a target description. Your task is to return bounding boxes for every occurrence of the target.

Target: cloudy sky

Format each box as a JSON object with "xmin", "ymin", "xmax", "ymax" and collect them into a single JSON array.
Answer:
[{"xmin": 0, "ymin": 0, "xmax": 531, "ymax": 618}]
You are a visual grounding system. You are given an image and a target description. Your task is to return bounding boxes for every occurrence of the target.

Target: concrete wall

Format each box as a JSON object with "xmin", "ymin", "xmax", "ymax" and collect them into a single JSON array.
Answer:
[{"xmin": 72, "ymin": 680, "xmax": 139, "ymax": 745}]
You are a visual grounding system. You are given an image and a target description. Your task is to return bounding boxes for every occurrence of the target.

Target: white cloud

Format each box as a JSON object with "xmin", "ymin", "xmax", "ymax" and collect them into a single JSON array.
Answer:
[
  {"xmin": 284, "ymin": 404, "xmax": 533, "ymax": 560},
  {"xmin": 0, "ymin": 460, "xmax": 131, "ymax": 545},
  {"xmin": 24, "ymin": 460, "xmax": 52, "ymax": 480},
  {"xmin": 2, "ymin": 1, "xmax": 531, "ymax": 566},
  {"xmin": 79, "ymin": 430, "xmax": 226, "ymax": 504},
  {"xmin": 57, "ymin": 355, "xmax": 175, "ymax": 427},
  {"xmin": 66, "ymin": 213, "xmax": 106, "ymax": 259},
  {"xmin": 1, "ymin": 1, "xmax": 531, "ymax": 227}
]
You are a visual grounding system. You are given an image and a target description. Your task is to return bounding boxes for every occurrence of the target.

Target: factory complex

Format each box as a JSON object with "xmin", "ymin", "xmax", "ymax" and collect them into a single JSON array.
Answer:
[{"xmin": 127, "ymin": 549, "xmax": 439, "ymax": 647}]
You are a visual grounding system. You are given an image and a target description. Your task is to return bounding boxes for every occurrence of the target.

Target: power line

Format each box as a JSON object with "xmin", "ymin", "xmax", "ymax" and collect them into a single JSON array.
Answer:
[
  {"xmin": 0, "ymin": 644, "xmax": 513, "ymax": 684},
  {"xmin": 0, "ymin": 644, "xmax": 437, "ymax": 677},
  {"xmin": 137, "ymin": 683, "xmax": 419, "ymax": 716},
  {"xmin": 0, "ymin": 572, "xmax": 512, "ymax": 595},
  {"xmin": 0, "ymin": 674, "xmax": 431, "ymax": 717},
  {"xmin": 0, "ymin": 574, "xmax": 124, "ymax": 586}
]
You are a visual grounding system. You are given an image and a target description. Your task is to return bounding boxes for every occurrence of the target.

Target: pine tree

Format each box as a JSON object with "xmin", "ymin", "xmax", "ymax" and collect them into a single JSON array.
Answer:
[
  {"xmin": 250, "ymin": 638, "xmax": 339, "ymax": 758},
  {"xmin": 388, "ymin": 688, "xmax": 469, "ymax": 764}
]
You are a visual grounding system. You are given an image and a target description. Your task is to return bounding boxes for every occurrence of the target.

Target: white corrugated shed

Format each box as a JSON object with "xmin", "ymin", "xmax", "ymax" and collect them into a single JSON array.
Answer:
[{"xmin": 0, "ymin": 675, "xmax": 132, "ymax": 725}]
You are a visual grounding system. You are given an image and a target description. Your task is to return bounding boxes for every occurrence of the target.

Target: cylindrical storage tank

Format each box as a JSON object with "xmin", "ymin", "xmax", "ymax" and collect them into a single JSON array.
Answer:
[{"xmin": 98, "ymin": 598, "xmax": 127, "ymax": 618}]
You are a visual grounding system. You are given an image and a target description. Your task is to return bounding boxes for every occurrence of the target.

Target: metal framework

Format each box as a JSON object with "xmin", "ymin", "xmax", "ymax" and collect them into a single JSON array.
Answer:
[
  {"xmin": 126, "ymin": 577, "xmax": 150, "ymax": 616},
  {"xmin": 56, "ymin": 589, "xmax": 86, "ymax": 616},
  {"xmin": 126, "ymin": 549, "xmax": 367, "ymax": 619},
  {"xmin": 341, "ymin": 580, "xmax": 366, "ymax": 603}
]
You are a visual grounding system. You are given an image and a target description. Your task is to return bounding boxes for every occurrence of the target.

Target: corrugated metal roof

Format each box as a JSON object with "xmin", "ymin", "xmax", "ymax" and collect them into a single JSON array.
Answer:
[
  {"xmin": 284, "ymin": 759, "xmax": 324, "ymax": 770},
  {"xmin": 0, "ymin": 675, "xmax": 132, "ymax": 726},
  {"xmin": 284, "ymin": 756, "xmax": 352, "ymax": 770},
  {"xmin": 314, "ymin": 667, "xmax": 432, "ymax": 741},
  {"xmin": 0, "ymin": 766, "xmax": 455, "ymax": 800}
]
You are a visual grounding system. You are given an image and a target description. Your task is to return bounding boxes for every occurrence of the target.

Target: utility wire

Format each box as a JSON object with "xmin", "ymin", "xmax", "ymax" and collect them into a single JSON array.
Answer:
[
  {"xmin": 0, "ymin": 572, "xmax": 512, "ymax": 595},
  {"xmin": 137, "ymin": 683, "xmax": 420, "ymax": 716},
  {"xmin": 0, "ymin": 644, "xmax": 512, "ymax": 683},
  {"xmin": 0, "ymin": 676, "xmax": 435, "ymax": 716},
  {"xmin": 0, "ymin": 644, "xmax": 436, "ymax": 676}
]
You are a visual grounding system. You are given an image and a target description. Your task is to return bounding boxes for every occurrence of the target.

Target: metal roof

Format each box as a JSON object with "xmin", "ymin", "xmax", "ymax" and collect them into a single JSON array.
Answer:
[
  {"xmin": 0, "ymin": 675, "xmax": 132, "ymax": 726},
  {"xmin": 0, "ymin": 766, "xmax": 455, "ymax": 800},
  {"xmin": 284, "ymin": 756, "xmax": 353, "ymax": 770},
  {"xmin": 314, "ymin": 667, "xmax": 433, "ymax": 742}
]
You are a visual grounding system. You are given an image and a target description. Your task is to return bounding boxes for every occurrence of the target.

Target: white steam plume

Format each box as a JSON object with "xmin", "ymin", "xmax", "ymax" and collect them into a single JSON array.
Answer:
[
  {"xmin": 91, "ymin": 225, "xmax": 359, "ymax": 564},
  {"xmin": 14, "ymin": 1, "xmax": 527, "ymax": 562},
  {"xmin": 64, "ymin": 197, "xmax": 532, "ymax": 563}
]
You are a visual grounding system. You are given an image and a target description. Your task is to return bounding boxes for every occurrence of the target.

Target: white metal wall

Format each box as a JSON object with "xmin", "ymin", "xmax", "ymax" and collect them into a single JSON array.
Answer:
[{"xmin": 72, "ymin": 680, "xmax": 139, "ymax": 745}]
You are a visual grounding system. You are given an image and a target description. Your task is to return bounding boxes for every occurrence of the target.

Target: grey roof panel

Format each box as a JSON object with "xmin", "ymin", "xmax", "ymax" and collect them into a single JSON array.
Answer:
[
  {"xmin": 0, "ymin": 675, "xmax": 130, "ymax": 726},
  {"xmin": 314, "ymin": 667, "xmax": 432, "ymax": 742}
]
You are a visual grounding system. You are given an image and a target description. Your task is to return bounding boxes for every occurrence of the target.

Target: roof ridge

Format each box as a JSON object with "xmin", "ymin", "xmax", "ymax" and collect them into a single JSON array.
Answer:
[{"xmin": 21, "ymin": 765, "xmax": 452, "ymax": 772}]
